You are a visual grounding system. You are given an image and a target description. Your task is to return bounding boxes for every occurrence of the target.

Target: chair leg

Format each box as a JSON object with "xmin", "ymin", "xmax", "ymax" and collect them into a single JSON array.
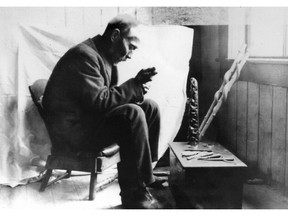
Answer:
[
  {"xmin": 66, "ymin": 170, "xmax": 72, "ymax": 178},
  {"xmin": 89, "ymin": 172, "xmax": 98, "ymax": 201},
  {"xmin": 39, "ymin": 169, "xmax": 53, "ymax": 192}
]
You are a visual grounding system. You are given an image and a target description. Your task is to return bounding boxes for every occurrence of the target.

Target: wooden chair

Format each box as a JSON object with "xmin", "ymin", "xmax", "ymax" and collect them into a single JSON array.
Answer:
[{"xmin": 29, "ymin": 79, "xmax": 121, "ymax": 201}]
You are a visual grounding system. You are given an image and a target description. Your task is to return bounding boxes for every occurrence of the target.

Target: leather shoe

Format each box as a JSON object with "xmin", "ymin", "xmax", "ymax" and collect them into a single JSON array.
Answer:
[
  {"xmin": 147, "ymin": 176, "xmax": 167, "ymax": 188},
  {"xmin": 121, "ymin": 187, "xmax": 162, "ymax": 209}
]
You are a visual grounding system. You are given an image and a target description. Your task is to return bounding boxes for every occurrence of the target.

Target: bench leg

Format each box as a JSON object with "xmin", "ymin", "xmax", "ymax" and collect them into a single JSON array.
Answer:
[
  {"xmin": 89, "ymin": 172, "xmax": 98, "ymax": 201},
  {"xmin": 39, "ymin": 169, "xmax": 53, "ymax": 192}
]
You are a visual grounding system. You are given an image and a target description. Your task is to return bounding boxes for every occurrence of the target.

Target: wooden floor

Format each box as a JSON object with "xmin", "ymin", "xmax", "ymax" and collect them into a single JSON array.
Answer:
[
  {"xmin": 242, "ymin": 183, "xmax": 288, "ymax": 209},
  {"xmin": 1, "ymin": 166, "xmax": 288, "ymax": 210},
  {"xmin": 0, "ymin": 166, "xmax": 174, "ymax": 210}
]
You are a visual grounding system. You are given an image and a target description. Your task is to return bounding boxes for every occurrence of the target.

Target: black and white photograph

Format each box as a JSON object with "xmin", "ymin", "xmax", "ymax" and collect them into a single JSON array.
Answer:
[{"xmin": 1, "ymin": 0, "xmax": 288, "ymax": 212}]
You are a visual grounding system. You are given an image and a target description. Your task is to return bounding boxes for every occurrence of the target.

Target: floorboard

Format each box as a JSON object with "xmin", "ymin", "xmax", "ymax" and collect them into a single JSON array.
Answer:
[{"xmin": 1, "ymin": 166, "xmax": 288, "ymax": 210}]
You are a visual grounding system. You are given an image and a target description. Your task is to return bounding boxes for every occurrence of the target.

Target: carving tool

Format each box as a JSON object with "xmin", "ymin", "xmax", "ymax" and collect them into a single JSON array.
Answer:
[
  {"xmin": 181, "ymin": 151, "xmax": 199, "ymax": 157},
  {"xmin": 198, "ymin": 157, "xmax": 234, "ymax": 161},
  {"xmin": 198, "ymin": 153, "xmax": 221, "ymax": 160}
]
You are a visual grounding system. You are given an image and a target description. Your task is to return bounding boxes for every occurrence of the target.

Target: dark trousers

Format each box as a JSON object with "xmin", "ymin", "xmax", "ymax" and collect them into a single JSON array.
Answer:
[{"xmin": 99, "ymin": 99, "xmax": 160, "ymax": 193}]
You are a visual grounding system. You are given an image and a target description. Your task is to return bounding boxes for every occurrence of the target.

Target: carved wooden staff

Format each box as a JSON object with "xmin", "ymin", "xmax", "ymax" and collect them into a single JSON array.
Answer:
[
  {"xmin": 187, "ymin": 77, "xmax": 200, "ymax": 146},
  {"xmin": 199, "ymin": 44, "xmax": 249, "ymax": 140}
]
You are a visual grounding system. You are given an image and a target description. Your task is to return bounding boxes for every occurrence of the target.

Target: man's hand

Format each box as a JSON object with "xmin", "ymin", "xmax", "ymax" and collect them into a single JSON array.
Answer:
[
  {"xmin": 142, "ymin": 83, "xmax": 150, "ymax": 94},
  {"xmin": 135, "ymin": 67, "xmax": 158, "ymax": 85}
]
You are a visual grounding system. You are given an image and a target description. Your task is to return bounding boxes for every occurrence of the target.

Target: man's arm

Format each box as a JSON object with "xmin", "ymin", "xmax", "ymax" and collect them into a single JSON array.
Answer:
[{"xmin": 72, "ymin": 52, "xmax": 144, "ymax": 112}]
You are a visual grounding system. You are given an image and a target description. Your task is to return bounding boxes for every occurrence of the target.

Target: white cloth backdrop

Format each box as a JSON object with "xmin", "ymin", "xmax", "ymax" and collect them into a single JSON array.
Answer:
[{"xmin": 0, "ymin": 22, "xmax": 193, "ymax": 187}]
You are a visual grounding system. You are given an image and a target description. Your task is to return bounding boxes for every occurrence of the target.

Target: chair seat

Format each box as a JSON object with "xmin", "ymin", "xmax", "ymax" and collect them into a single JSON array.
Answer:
[
  {"xmin": 51, "ymin": 143, "xmax": 120, "ymax": 158},
  {"xmin": 41, "ymin": 143, "xmax": 121, "ymax": 200},
  {"xmin": 99, "ymin": 143, "xmax": 120, "ymax": 157},
  {"xmin": 97, "ymin": 151, "xmax": 121, "ymax": 172},
  {"xmin": 46, "ymin": 144, "xmax": 121, "ymax": 173}
]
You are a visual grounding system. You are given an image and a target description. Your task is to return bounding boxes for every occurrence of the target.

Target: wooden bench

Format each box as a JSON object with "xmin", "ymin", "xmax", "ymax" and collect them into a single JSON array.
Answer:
[{"xmin": 169, "ymin": 141, "xmax": 247, "ymax": 209}]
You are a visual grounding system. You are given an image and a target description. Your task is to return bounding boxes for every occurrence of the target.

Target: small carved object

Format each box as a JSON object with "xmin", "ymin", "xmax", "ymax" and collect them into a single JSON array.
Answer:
[{"xmin": 187, "ymin": 77, "xmax": 199, "ymax": 146}]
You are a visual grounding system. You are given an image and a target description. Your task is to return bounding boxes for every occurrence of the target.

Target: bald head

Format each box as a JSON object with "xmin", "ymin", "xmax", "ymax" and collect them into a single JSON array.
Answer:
[{"xmin": 103, "ymin": 14, "xmax": 140, "ymax": 39}]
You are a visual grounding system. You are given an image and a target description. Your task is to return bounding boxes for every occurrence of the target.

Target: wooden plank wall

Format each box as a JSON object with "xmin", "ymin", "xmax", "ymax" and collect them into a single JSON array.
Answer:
[
  {"xmin": 0, "ymin": 7, "xmax": 229, "ymax": 27},
  {"xmin": 0, "ymin": 7, "xmax": 154, "ymax": 28},
  {"xmin": 220, "ymin": 80, "xmax": 288, "ymax": 193}
]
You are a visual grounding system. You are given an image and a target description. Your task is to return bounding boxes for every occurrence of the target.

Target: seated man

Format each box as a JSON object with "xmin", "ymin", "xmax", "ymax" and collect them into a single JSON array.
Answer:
[{"xmin": 42, "ymin": 14, "xmax": 165, "ymax": 208}]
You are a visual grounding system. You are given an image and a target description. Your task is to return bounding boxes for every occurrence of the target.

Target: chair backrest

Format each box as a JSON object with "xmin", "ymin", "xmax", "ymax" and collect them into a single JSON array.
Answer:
[
  {"xmin": 29, "ymin": 79, "xmax": 48, "ymax": 120},
  {"xmin": 29, "ymin": 79, "xmax": 71, "ymax": 154},
  {"xmin": 29, "ymin": 79, "xmax": 60, "ymax": 150}
]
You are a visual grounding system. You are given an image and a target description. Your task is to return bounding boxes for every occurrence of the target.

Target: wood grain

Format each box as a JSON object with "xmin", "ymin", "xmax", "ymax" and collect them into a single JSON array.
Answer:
[
  {"xmin": 225, "ymin": 83, "xmax": 238, "ymax": 153},
  {"xmin": 258, "ymin": 84, "xmax": 273, "ymax": 181},
  {"xmin": 271, "ymin": 86, "xmax": 286, "ymax": 185},
  {"xmin": 236, "ymin": 81, "xmax": 248, "ymax": 161},
  {"xmin": 286, "ymin": 92, "xmax": 288, "ymax": 196},
  {"xmin": 247, "ymin": 82, "xmax": 259, "ymax": 166}
]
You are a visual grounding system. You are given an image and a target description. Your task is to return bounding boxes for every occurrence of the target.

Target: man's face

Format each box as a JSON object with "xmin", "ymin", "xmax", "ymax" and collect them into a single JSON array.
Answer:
[{"xmin": 110, "ymin": 27, "xmax": 140, "ymax": 64}]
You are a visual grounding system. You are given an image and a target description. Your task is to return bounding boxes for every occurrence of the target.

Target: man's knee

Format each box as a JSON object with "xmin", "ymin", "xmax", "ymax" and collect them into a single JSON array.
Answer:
[
  {"xmin": 141, "ymin": 99, "xmax": 159, "ymax": 112},
  {"xmin": 121, "ymin": 103, "xmax": 147, "ymax": 122}
]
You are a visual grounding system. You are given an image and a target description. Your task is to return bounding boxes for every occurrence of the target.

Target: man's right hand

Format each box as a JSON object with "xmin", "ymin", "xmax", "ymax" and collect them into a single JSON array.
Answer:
[{"xmin": 135, "ymin": 67, "xmax": 158, "ymax": 85}]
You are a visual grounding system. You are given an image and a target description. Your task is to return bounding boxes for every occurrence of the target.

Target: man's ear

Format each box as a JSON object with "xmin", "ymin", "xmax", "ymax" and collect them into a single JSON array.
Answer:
[{"xmin": 111, "ymin": 28, "xmax": 121, "ymax": 42}]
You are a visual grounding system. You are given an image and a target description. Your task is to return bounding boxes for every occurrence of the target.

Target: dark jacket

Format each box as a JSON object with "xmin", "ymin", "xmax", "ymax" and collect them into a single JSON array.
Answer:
[{"xmin": 42, "ymin": 35, "xmax": 143, "ymax": 152}]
